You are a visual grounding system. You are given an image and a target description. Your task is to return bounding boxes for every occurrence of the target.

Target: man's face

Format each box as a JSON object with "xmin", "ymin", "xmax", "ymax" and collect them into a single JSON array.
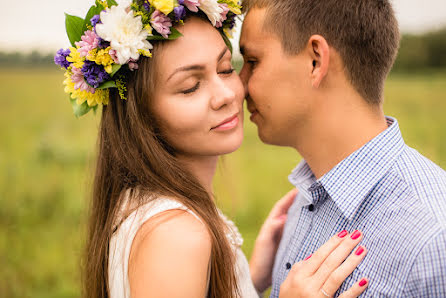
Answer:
[{"xmin": 239, "ymin": 8, "xmax": 313, "ymax": 147}]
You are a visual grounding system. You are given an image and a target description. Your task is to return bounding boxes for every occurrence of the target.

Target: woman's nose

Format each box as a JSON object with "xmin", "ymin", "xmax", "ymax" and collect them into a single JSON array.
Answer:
[{"xmin": 210, "ymin": 78, "xmax": 236, "ymax": 110}]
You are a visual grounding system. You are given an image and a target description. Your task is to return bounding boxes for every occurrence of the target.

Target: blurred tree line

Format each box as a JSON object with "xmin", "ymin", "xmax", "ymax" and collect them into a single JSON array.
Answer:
[
  {"xmin": 1, "ymin": 27, "xmax": 445, "ymax": 71},
  {"xmin": 393, "ymin": 28, "xmax": 446, "ymax": 72},
  {"xmin": 0, "ymin": 50, "xmax": 55, "ymax": 67}
]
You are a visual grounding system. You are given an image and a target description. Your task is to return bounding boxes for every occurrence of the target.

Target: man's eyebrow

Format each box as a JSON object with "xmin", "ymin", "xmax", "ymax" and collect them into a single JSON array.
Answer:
[{"xmin": 166, "ymin": 47, "xmax": 229, "ymax": 83}]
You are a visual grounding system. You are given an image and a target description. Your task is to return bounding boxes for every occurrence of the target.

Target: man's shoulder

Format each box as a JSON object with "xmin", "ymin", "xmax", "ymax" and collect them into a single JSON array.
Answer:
[{"xmin": 388, "ymin": 144, "xmax": 446, "ymax": 227}]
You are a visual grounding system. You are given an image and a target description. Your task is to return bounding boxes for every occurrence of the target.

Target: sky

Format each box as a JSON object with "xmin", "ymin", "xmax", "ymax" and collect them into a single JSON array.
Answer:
[{"xmin": 1, "ymin": 0, "xmax": 446, "ymax": 53}]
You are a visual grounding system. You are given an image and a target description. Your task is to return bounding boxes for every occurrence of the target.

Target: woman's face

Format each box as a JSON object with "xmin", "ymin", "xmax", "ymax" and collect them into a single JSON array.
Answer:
[{"xmin": 151, "ymin": 17, "xmax": 244, "ymax": 158}]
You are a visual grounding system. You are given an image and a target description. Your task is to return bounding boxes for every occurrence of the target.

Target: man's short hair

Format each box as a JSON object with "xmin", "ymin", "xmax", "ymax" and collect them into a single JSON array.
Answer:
[{"xmin": 242, "ymin": 0, "xmax": 400, "ymax": 104}]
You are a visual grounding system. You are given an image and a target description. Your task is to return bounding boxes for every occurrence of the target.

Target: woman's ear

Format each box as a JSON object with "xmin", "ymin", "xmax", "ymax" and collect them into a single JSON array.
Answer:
[{"xmin": 307, "ymin": 35, "xmax": 330, "ymax": 88}]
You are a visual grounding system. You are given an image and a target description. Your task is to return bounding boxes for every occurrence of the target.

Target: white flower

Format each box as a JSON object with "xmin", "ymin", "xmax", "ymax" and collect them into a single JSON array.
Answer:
[
  {"xmin": 199, "ymin": 0, "xmax": 224, "ymax": 26},
  {"xmin": 96, "ymin": 4, "xmax": 153, "ymax": 65}
]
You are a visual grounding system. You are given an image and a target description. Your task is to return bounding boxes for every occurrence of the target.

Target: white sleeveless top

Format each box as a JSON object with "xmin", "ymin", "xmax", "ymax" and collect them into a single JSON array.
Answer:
[{"xmin": 108, "ymin": 196, "xmax": 260, "ymax": 297}]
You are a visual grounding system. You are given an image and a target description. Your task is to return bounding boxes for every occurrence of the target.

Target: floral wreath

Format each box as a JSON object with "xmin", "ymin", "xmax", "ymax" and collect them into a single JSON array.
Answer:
[{"xmin": 54, "ymin": 0, "xmax": 241, "ymax": 117}]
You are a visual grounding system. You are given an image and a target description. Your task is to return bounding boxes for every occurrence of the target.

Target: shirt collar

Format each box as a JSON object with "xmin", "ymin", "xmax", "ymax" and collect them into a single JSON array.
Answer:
[
  {"xmin": 318, "ymin": 116, "xmax": 405, "ymax": 219},
  {"xmin": 288, "ymin": 116, "xmax": 405, "ymax": 219},
  {"xmin": 288, "ymin": 160, "xmax": 317, "ymax": 205}
]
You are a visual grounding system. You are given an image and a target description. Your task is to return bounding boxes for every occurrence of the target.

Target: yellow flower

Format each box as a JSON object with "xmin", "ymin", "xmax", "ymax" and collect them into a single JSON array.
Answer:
[
  {"xmin": 149, "ymin": 0, "xmax": 174, "ymax": 15},
  {"xmin": 66, "ymin": 47, "xmax": 85, "ymax": 69},
  {"xmin": 87, "ymin": 47, "xmax": 115, "ymax": 74},
  {"xmin": 63, "ymin": 71, "xmax": 109, "ymax": 106},
  {"xmin": 223, "ymin": 27, "xmax": 233, "ymax": 39},
  {"xmin": 138, "ymin": 49, "xmax": 152, "ymax": 58},
  {"xmin": 219, "ymin": 0, "xmax": 241, "ymax": 14},
  {"xmin": 144, "ymin": 24, "xmax": 153, "ymax": 35}
]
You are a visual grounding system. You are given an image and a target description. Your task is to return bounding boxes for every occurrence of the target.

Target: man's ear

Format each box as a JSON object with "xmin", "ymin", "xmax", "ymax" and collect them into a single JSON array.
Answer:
[{"xmin": 306, "ymin": 35, "xmax": 330, "ymax": 88}]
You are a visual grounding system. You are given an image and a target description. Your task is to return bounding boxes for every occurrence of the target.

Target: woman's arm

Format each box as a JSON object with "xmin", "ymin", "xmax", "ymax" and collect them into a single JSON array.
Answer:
[{"xmin": 128, "ymin": 209, "xmax": 212, "ymax": 298}]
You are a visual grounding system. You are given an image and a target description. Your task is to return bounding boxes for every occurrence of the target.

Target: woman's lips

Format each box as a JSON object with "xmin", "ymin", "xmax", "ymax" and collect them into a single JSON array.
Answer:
[{"xmin": 212, "ymin": 114, "xmax": 239, "ymax": 131}]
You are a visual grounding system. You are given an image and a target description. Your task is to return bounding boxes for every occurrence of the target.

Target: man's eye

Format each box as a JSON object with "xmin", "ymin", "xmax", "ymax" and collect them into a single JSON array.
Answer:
[
  {"xmin": 182, "ymin": 82, "xmax": 200, "ymax": 94},
  {"xmin": 247, "ymin": 60, "xmax": 257, "ymax": 67}
]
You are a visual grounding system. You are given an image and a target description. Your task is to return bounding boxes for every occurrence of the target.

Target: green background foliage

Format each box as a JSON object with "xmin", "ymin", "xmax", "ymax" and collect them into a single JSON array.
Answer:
[{"xmin": 1, "ymin": 28, "xmax": 446, "ymax": 296}]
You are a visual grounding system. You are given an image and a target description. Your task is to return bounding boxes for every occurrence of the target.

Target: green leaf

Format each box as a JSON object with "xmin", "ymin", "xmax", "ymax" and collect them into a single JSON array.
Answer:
[
  {"xmin": 107, "ymin": 0, "xmax": 118, "ymax": 6},
  {"xmin": 97, "ymin": 80, "xmax": 117, "ymax": 89},
  {"xmin": 70, "ymin": 98, "xmax": 92, "ymax": 117},
  {"xmin": 65, "ymin": 13, "xmax": 85, "ymax": 47},
  {"xmin": 82, "ymin": 3, "xmax": 105, "ymax": 33},
  {"xmin": 147, "ymin": 28, "xmax": 183, "ymax": 41},
  {"xmin": 110, "ymin": 64, "xmax": 121, "ymax": 77},
  {"xmin": 220, "ymin": 31, "xmax": 233, "ymax": 53}
]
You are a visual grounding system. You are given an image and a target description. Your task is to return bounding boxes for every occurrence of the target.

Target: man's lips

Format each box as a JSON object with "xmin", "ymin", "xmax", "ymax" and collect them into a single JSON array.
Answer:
[{"xmin": 211, "ymin": 113, "xmax": 239, "ymax": 130}]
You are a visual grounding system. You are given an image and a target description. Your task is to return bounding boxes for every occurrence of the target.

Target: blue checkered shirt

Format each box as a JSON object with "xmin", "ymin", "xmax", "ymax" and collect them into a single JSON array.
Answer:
[{"xmin": 271, "ymin": 117, "xmax": 446, "ymax": 297}]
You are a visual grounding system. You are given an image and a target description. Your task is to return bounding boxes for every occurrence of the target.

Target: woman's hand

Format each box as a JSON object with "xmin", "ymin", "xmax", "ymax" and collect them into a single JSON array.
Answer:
[
  {"xmin": 250, "ymin": 188, "xmax": 298, "ymax": 293},
  {"xmin": 279, "ymin": 230, "xmax": 368, "ymax": 298}
]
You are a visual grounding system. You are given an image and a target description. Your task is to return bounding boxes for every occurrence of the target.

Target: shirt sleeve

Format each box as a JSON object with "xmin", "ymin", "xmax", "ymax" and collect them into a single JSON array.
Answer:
[{"xmin": 402, "ymin": 229, "xmax": 446, "ymax": 297}]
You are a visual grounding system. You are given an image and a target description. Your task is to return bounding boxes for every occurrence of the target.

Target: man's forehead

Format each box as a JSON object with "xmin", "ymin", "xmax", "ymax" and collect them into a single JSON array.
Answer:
[{"xmin": 240, "ymin": 8, "xmax": 268, "ymax": 55}]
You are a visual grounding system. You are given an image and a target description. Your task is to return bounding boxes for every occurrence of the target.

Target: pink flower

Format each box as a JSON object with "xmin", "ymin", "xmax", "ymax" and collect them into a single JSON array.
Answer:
[
  {"xmin": 75, "ymin": 30, "xmax": 99, "ymax": 57},
  {"xmin": 150, "ymin": 10, "xmax": 172, "ymax": 38},
  {"xmin": 215, "ymin": 3, "xmax": 230, "ymax": 28},
  {"xmin": 71, "ymin": 67, "xmax": 95, "ymax": 93},
  {"xmin": 108, "ymin": 49, "xmax": 120, "ymax": 64},
  {"xmin": 128, "ymin": 59, "xmax": 139, "ymax": 71},
  {"xmin": 183, "ymin": 0, "xmax": 200, "ymax": 12}
]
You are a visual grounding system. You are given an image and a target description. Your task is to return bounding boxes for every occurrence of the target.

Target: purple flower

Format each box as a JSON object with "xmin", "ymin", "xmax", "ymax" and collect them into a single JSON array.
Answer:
[
  {"xmin": 228, "ymin": 13, "xmax": 236, "ymax": 29},
  {"xmin": 81, "ymin": 60, "xmax": 110, "ymax": 88},
  {"xmin": 97, "ymin": 37, "xmax": 110, "ymax": 49},
  {"xmin": 90, "ymin": 14, "xmax": 101, "ymax": 27},
  {"xmin": 54, "ymin": 48, "xmax": 72, "ymax": 69},
  {"xmin": 143, "ymin": 1, "xmax": 151, "ymax": 11},
  {"xmin": 151, "ymin": 10, "xmax": 172, "ymax": 38},
  {"xmin": 174, "ymin": 5, "xmax": 186, "ymax": 21}
]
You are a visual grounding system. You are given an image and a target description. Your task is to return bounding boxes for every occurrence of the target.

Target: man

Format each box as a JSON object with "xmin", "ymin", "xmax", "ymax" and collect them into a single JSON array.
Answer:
[{"xmin": 239, "ymin": 0, "xmax": 446, "ymax": 296}]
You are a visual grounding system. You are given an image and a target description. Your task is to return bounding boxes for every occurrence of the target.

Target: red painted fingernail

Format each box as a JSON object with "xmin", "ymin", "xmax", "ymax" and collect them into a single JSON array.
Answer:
[
  {"xmin": 351, "ymin": 230, "xmax": 361, "ymax": 240},
  {"xmin": 359, "ymin": 279, "xmax": 368, "ymax": 287},
  {"xmin": 355, "ymin": 246, "xmax": 364, "ymax": 256},
  {"xmin": 337, "ymin": 230, "xmax": 348, "ymax": 238},
  {"xmin": 304, "ymin": 254, "xmax": 312, "ymax": 261}
]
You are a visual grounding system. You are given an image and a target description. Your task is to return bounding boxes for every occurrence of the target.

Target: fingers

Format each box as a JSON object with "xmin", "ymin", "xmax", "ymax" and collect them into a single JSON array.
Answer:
[
  {"xmin": 312, "ymin": 230, "xmax": 364, "ymax": 284},
  {"xmin": 270, "ymin": 188, "xmax": 298, "ymax": 218},
  {"xmin": 337, "ymin": 278, "xmax": 369, "ymax": 298},
  {"xmin": 320, "ymin": 245, "xmax": 368, "ymax": 295},
  {"xmin": 299, "ymin": 230, "xmax": 352, "ymax": 275}
]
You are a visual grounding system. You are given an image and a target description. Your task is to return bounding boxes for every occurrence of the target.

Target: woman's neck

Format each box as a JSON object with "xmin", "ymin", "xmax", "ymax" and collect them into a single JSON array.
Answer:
[{"xmin": 177, "ymin": 154, "xmax": 219, "ymax": 197}]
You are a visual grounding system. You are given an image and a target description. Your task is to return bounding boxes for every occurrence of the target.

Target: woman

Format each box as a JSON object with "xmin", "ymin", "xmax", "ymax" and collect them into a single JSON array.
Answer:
[{"xmin": 54, "ymin": 0, "xmax": 369, "ymax": 297}]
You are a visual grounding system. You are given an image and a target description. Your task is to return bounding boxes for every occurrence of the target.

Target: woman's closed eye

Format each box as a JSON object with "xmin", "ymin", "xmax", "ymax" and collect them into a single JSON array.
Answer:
[
  {"xmin": 181, "ymin": 82, "xmax": 200, "ymax": 94},
  {"xmin": 218, "ymin": 68, "xmax": 234, "ymax": 75}
]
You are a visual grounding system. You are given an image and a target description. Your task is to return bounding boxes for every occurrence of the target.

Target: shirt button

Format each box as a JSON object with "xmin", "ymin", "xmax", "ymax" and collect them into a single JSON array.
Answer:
[
  {"xmin": 285, "ymin": 262, "xmax": 292, "ymax": 270},
  {"xmin": 308, "ymin": 204, "xmax": 315, "ymax": 211}
]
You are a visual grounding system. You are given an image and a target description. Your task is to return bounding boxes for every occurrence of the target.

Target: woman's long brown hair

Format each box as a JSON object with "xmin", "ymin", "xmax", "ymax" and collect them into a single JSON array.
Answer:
[{"xmin": 82, "ymin": 26, "xmax": 239, "ymax": 298}]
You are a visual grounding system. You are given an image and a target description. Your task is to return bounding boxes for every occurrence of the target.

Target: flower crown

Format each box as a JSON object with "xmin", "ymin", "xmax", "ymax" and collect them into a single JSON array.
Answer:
[{"xmin": 55, "ymin": 0, "xmax": 241, "ymax": 117}]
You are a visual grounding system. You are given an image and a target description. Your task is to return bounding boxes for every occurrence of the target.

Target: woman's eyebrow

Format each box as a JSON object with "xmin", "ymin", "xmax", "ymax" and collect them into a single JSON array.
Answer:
[
  {"xmin": 166, "ymin": 47, "xmax": 229, "ymax": 83},
  {"xmin": 166, "ymin": 64, "xmax": 205, "ymax": 82}
]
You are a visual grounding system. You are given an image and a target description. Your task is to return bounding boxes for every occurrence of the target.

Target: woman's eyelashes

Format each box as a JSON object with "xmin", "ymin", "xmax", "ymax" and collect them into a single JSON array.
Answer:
[
  {"xmin": 182, "ymin": 82, "xmax": 200, "ymax": 94},
  {"xmin": 218, "ymin": 68, "xmax": 234, "ymax": 75},
  {"xmin": 179, "ymin": 68, "xmax": 233, "ymax": 94}
]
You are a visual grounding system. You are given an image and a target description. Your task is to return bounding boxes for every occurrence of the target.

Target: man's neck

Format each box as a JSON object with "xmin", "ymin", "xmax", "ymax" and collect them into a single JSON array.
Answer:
[{"xmin": 294, "ymin": 95, "xmax": 388, "ymax": 179}]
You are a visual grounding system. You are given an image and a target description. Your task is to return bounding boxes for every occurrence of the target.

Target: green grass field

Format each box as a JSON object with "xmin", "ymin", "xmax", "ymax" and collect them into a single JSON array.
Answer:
[{"xmin": 1, "ymin": 67, "xmax": 445, "ymax": 297}]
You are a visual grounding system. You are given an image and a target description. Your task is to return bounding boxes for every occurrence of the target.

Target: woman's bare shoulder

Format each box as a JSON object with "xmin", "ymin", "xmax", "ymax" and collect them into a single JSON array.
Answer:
[{"xmin": 128, "ymin": 209, "xmax": 212, "ymax": 298}]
